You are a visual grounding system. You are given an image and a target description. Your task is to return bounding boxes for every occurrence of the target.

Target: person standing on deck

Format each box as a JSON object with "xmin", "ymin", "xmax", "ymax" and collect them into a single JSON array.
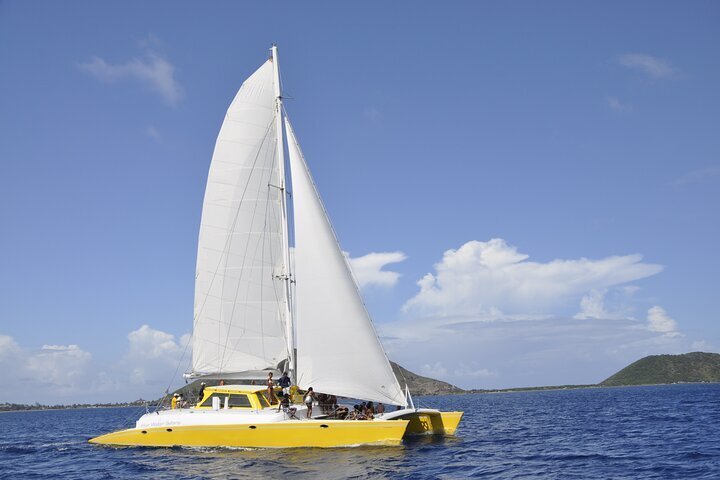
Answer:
[
  {"xmin": 266, "ymin": 372, "xmax": 277, "ymax": 404},
  {"xmin": 171, "ymin": 393, "xmax": 179, "ymax": 409},
  {"xmin": 278, "ymin": 371, "xmax": 291, "ymax": 395},
  {"xmin": 304, "ymin": 387, "xmax": 317, "ymax": 418}
]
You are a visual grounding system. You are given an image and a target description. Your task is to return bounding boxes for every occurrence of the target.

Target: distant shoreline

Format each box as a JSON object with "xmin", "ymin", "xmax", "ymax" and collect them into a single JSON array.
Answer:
[{"xmin": 4, "ymin": 381, "xmax": 718, "ymax": 412}]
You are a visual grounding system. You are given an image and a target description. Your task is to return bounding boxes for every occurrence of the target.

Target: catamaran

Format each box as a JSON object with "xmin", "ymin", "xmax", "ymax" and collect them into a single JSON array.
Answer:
[{"xmin": 90, "ymin": 46, "xmax": 462, "ymax": 448}]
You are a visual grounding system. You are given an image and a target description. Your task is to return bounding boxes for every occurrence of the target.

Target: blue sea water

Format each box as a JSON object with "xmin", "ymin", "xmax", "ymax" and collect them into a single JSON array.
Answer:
[{"xmin": 1, "ymin": 384, "xmax": 719, "ymax": 479}]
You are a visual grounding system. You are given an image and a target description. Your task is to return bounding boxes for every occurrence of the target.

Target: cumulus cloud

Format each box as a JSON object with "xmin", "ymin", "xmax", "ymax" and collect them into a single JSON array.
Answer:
[
  {"xmin": 24, "ymin": 344, "xmax": 92, "ymax": 391},
  {"xmin": 145, "ymin": 125, "xmax": 162, "ymax": 142},
  {"xmin": 381, "ymin": 314, "xmax": 695, "ymax": 389},
  {"xmin": 403, "ymin": 239, "xmax": 662, "ymax": 317},
  {"xmin": 123, "ymin": 325, "xmax": 190, "ymax": 386},
  {"xmin": 347, "ymin": 251, "xmax": 407, "ymax": 288},
  {"xmin": 606, "ymin": 96, "xmax": 631, "ymax": 112},
  {"xmin": 0, "ymin": 337, "xmax": 93, "ymax": 399},
  {"xmin": 618, "ymin": 53, "xmax": 675, "ymax": 78},
  {"xmin": 575, "ymin": 289, "xmax": 612, "ymax": 319},
  {"xmin": 79, "ymin": 49, "xmax": 183, "ymax": 105},
  {"xmin": 673, "ymin": 166, "xmax": 720, "ymax": 189},
  {"xmin": 0, "ymin": 325, "xmax": 190, "ymax": 404},
  {"xmin": 646, "ymin": 306, "xmax": 680, "ymax": 337},
  {"xmin": 421, "ymin": 362, "xmax": 447, "ymax": 377}
]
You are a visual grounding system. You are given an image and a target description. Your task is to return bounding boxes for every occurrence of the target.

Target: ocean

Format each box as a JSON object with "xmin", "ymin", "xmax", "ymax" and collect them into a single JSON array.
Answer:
[{"xmin": 1, "ymin": 384, "xmax": 719, "ymax": 479}]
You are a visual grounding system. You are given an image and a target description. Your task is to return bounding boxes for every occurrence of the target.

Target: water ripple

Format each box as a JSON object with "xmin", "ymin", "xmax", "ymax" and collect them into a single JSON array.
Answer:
[{"xmin": 1, "ymin": 384, "xmax": 720, "ymax": 478}]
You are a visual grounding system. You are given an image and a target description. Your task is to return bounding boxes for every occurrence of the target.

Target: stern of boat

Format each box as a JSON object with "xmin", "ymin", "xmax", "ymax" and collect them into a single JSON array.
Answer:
[{"xmin": 381, "ymin": 408, "xmax": 463, "ymax": 436}]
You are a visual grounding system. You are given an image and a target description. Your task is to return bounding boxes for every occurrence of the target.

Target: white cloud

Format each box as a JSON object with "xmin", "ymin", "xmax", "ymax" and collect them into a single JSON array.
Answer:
[
  {"xmin": 24, "ymin": 344, "xmax": 92, "ymax": 391},
  {"xmin": 421, "ymin": 362, "xmax": 447, "ymax": 377},
  {"xmin": 673, "ymin": 166, "xmax": 720, "ymax": 189},
  {"xmin": 347, "ymin": 251, "xmax": 406, "ymax": 288},
  {"xmin": 690, "ymin": 340, "xmax": 717, "ymax": 352},
  {"xmin": 0, "ymin": 338, "xmax": 93, "ymax": 398},
  {"xmin": 79, "ymin": 51, "xmax": 183, "ymax": 105},
  {"xmin": 123, "ymin": 325, "xmax": 190, "ymax": 386},
  {"xmin": 403, "ymin": 239, "xmax": 662, "ymax": 316},
  {"xmin": 575, "ymin": 289, "xmax": 611, "ymax": 319},
  {"xmin": 0, "ymin": 325, "xmax": 190, "ymax": 404},
  {"xmin": 646, "ymin": 306, "xmax": 680, "ymax": 336},
  {"xmin": 618, "ymin": 53, "xmax": 675, "ymax": 78},
  {"xmin": 0, "ymin": 334, "xmax": 21, "ymax": 359},
  {"xmin": 607, "ymin": 96, "xmax": 631, "ymax": 112},
  {"xmin": 363, "ymin": 107, "xmax": 382, "ymax": 122},
  {"xmin": 381, "ymin": 315, "xmax": 695, "ymax": 390},
  {"xmin": 453, "ymin": 363, "xmax": 496, "ymax": 378},
  {"xmin": 145, "ymin": 125, "xmax": 162, "ymax": 142}
]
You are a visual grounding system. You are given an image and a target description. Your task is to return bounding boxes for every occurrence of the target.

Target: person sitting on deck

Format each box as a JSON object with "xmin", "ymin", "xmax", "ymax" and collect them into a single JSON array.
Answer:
[
  {"xmin": 277, "ymin": 393, "xmax": 298, "ymax": 419},
  {"xmin": 278, "ymin": 371, "xmax": 291, "ymax": 395},
  {"xmin": 365, "ymin": 401, "xmax": 375, "ymax": 415},
  {"xmin": 197, "ymin": 382, "xmax": 207, "ymax": 403},
  {"xmin": 376, "ymin": 402, "xmax": 385, "ymax": 415},
  {"xmin": 334, "ymin": 405, "xmax": 349, "ymax": 419},
  {"xmin": 266, "ymin": 372, "xmax": 277, "ymax": 404}
]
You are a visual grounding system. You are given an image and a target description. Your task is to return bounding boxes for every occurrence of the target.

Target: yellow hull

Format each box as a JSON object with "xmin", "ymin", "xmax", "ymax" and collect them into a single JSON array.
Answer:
[
  {"xmin": 89, "ymin": 420, "xmax": 409, "ymax": 448},
  {"xmin": 400, "ymin": 411, "xmax": 464, "ymax": 436}
]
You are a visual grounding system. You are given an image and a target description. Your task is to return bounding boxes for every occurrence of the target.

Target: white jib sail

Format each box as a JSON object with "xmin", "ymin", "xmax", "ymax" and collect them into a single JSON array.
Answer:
[
  {"xmin": 192, "ymin": 60, "xmax": 288, "ymax": 376},
  {"xmin": 286, "ymin": 118, "xmax": 405, "ymax": 406}
]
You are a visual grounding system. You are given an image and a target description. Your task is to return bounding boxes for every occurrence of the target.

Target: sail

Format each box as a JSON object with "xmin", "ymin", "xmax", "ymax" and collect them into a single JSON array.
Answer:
[
  {"xmin": 192, "ymin": 59, "xmax": 288, "ymax": 376},
  {"xmin": 286, "ymin": 118, "xmax": 406, "ymax": 406}
]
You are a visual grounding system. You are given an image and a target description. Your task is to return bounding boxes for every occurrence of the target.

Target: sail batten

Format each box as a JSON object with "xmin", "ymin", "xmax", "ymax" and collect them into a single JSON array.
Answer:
[{"xmin": 286, "ymin": 118, "xmax": 405, "ymax": 406}]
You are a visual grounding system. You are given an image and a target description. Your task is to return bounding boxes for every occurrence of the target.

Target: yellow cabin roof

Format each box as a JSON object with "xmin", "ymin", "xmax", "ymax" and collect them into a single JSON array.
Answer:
[{"xmin": 204, "ymin": 385, "xmax": 268, "ymax": 394}]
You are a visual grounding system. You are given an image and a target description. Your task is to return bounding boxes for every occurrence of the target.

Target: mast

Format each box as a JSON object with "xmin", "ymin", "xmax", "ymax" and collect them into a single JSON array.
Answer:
[{"xmin": 271, "ymin": 45, "xmax": 295, "ymax": 384}]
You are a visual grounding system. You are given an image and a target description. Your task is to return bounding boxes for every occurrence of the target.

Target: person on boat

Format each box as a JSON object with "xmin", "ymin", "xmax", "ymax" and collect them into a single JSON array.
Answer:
[
  {"xmin": 197, "ymin": 382, "xmax": 207, "ymax": 403},
  {"xmin": 278, "ymin": 371, "xmax": 291, "ymax": 395},
  {"xmin": 266, "ymin": 372, "xmax": 277, "ymax": 404},
  {"xmin": 277, "ymin": 393, "xmax": 298, "ymax": 419},
  {"xmin": 333, "ymin": 405, "xmax": 349, "ymax": 419},
  {"xmin": 376, "ymin": 402, "xmax": 385, "ymax": 415},
  {"xmin": 219, "ymin": 379, "xmax": 225, "ymax": 386},
  {"xmin": 177, "ymin": 393, "xmax": 187, "ymax": 409},
  {"xmin": 171, "ymin": 393, "xmax": 179, "ymax": 409},
  {"xmin": 304, "ymin": 387, "xmax": 317, "ymax": 418},
  {"xmin": 366, "ymin": 401, "xmax": 375, "ymax": 415}
]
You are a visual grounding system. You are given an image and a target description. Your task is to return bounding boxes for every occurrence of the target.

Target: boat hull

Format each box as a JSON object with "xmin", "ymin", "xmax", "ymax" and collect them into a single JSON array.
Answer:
[
  {"xmin": 89, "ymin": 419, "xmax": 409, "ymax": 448},
  {"xmin": 381, "ymin": 409, "xmax": 463, "ymax": 436}
]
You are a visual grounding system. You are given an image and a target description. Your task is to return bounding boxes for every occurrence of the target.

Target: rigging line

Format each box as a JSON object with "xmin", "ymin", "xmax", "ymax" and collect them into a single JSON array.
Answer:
[
  {"xmin": 193, "ymin": 116, "xmax": 275, "ymax": 346},
  {"xmin": 264, "ymin": 164, "xmax": 289, "ymax": 362},
  {"xmin": 217, "ymin": 121, "xmax": 278, "ymax": 371},
  {"xmin": 155, "ymin": 328, "xmax": 193, "ymax": 413}
]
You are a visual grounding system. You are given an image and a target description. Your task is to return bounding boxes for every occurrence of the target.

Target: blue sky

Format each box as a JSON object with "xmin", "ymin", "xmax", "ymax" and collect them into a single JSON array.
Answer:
[{"xmin": 1, "ymin": 1, "xmax": 718, "ymax": 403}]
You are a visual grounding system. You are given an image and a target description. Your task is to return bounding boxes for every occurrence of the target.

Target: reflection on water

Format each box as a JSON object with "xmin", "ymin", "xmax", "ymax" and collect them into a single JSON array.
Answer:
[{"xmin": 139, "ymin": 443, "xmax": 411, "ymax": 479}]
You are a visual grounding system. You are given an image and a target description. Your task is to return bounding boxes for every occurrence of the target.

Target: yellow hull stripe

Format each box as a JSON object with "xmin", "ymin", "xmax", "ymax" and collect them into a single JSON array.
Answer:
[{"xmin": 89, "ymin": 420, "xmax": 410, "ymax": 448}]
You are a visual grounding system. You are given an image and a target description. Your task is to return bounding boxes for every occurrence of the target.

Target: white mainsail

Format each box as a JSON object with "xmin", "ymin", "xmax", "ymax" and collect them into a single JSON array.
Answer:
[
  {"xmin": 192, "ymin": 60, "xmax": 289, "ymax": 376},
  {"xmin": 286, "ymin": 118, "xmax": 406, "ymax": 406}
]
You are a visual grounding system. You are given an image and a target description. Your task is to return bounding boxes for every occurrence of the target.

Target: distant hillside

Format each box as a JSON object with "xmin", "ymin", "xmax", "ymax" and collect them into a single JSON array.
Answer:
[
  {"xmin": 390, "ymin": 362, "xmax": 465, "ymax": 395},
  {"xmin": 170, "ymin": 362, "xmax": 464, "ymax": 401},
  {"xmin": 601, "ymin": 352, "xmax": 720, "ymax": 386}
]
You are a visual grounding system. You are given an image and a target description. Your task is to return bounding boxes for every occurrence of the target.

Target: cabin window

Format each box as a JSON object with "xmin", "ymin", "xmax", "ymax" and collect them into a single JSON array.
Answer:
[
  {"xmin": 200, "ymin": 393, "xmax": 251, "ymax": 408},
  {"xmin": 227, "ymin": 394, "xmax": 252, "ymax": 408},
  {"xmin": 256, "ymin": 393, "xmax": 270, "ymax": 407}
]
